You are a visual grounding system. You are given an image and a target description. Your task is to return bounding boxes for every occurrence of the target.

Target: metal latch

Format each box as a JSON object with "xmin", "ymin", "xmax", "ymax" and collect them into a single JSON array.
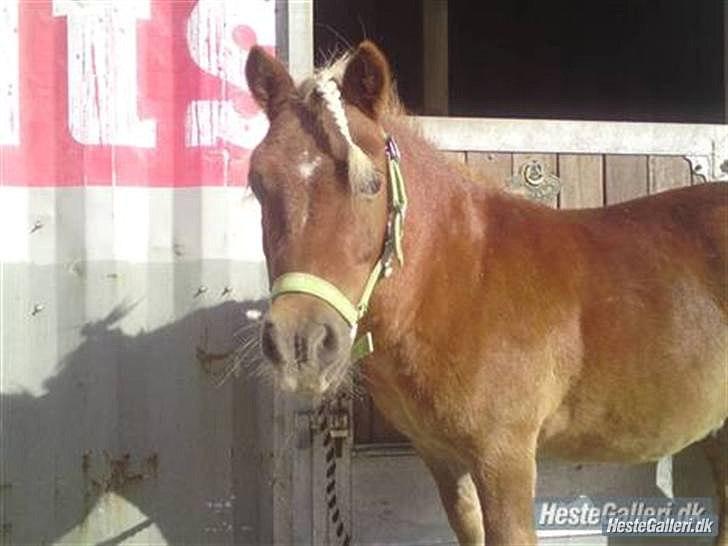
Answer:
[
  {"xmin": 328, "ymin": 411, "xmax": 350, "ymax": 458},
  {"xmin": 508, "ymin": 159, "xmax": 562, "ymax": 202},
  {"xmin": 312, "ymin": 409, "xmax": 350, "ymax": 458}
]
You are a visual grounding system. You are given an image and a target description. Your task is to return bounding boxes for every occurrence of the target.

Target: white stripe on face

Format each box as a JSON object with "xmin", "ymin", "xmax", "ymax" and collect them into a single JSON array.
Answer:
[{"xmin": 296, "ymin": 150, "xmax": 322, "ymax": 182}]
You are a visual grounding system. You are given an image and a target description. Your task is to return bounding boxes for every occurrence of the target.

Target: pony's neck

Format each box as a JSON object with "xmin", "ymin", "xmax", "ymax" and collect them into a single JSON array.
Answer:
[{"xmin": 368, "ymin": 115, "xmax": 485, "ymax": 345}]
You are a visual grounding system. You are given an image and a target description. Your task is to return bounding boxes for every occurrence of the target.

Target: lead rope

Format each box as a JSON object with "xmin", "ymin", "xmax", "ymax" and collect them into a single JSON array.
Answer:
[{"xmin": 317, "ymin": 401, "xmax": 352, "ymax": 546}]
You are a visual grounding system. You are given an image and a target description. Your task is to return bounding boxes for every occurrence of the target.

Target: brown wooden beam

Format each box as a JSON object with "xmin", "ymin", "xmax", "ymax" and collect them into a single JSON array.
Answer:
[{"xmin": 422, "ymin": 0, "xmax": 448, "ymax": 116}]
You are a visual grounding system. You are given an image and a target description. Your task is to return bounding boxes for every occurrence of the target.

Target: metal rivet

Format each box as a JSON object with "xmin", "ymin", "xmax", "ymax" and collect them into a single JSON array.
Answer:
[
  {"xmin": 194, "ymin": 286, "xmax": 208, "ymax": 298},
  {"xmin": 221, "ymin": 286, "xmax": 232, "ymax": 297},
  {"xmin": 30, "ymin": 220, "xmax": 43, "ymax": 234},
  {"xmin": 31, "ymin": 304, "xmax": 44, "ymax": 316}
]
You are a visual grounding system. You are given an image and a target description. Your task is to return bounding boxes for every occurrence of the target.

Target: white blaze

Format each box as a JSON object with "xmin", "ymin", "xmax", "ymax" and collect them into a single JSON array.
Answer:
[{"xmin": 297, "ymin": 151, "xmax": 322, "ymax": 181}]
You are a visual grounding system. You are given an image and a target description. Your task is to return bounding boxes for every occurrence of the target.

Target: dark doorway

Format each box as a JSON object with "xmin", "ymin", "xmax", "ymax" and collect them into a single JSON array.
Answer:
[{"xmin": 314, "ymin": 0, "xmax": 726, "ymax": 123}]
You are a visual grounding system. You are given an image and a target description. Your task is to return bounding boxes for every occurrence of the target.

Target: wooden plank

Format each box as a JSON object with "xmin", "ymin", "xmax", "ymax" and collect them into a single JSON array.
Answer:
[
  {"xmin": 604, "ymin": 155, "xmax": 648, "ymax": 204},
  {"xmin": 291, "ymin": 412, "xmax": 314, "ymax": 545},
  {"xmin": 417, "ymin": 116, "xmax": 724, "ymax": 158},
  {"xmin": 648, "ymin": 156, "xmax": 692, "ymax": 194},
  {"xmin": 513, "ymin": 153, "xmax": 558, "ymax": 208},
  {"xmin": 422, "ymin": 0, "xmax": 448, "ymax": 115},
  {"xmin": 353, "ymin": 392, "xmax": 373, "ymax": 444},
  {"xmin": 442, "ymin": 151, "xmax": 465, "ymax": 163},
  {"xmin": 558, "ymin": 155, "xmax": 604, "ymax": 209},
  {"xmin": 371, "ymin": 407, "xmax": 408, "ymax": 444},
  {"xmin": 466, "ymin": 152, "xmax": 512, "ymax": 190},
  {"xmin": 284, "ymin": 0, "xmax": 313, "ymax": 80}
]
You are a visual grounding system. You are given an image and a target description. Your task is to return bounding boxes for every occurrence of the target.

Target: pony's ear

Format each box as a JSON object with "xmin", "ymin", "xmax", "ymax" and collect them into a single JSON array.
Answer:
[
  {"xmin": 245, "ymin": 46, "xmax": 294, "ymax": 119},
  {"xmin": 342, "ymin": 41, "xmax": 392, "ymax": 120}
]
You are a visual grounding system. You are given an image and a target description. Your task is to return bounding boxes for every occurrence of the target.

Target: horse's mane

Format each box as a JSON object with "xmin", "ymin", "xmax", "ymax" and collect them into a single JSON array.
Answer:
[
  {"xmin": 292, "ymin": 51, "xmax": 486, "ymax": 193},
  {"xmin": 291, "ymin": 51, "xmax": 405, "ymax": 193},
  {"xmin": 296, "ymin": 50, "xmax": 405, "ymax": 119}
]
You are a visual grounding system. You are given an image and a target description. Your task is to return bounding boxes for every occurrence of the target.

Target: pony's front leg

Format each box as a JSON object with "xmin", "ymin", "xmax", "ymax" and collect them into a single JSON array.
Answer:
[
  {"xmin": 420, "ymin": 451, "xmax": 485, "ymax": 545},
  {"xmin": 471, "ymin": 437, "xmax": 538, "ymax": 546}
]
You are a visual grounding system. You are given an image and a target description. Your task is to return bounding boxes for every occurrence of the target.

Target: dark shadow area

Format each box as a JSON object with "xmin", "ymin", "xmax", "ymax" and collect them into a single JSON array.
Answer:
[
  {"xmin": 315, "ymin": 0, "xmax": 726, "ymax": 123},
  {"xmin": 1, "ymin": 298, "xmax": 269, "ymax": 545}
]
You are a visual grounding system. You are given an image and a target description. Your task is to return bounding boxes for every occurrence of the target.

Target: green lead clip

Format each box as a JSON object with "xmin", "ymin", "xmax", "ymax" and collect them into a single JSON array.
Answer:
[{"xmin": 351, "ymin": 332, "xmax": 374, "ymax": 363}]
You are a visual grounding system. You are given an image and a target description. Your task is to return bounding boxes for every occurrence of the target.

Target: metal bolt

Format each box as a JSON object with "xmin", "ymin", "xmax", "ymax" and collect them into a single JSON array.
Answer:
[
  {"xmin": 30, "ymin": 220, "xmax": 43, "ymax": 234},
  {"xmin": 194, "ymin": 286, "xmax": 208, "ymax": 298},
  {"xmin": 221, "ymin": 286, "xmax": 232, "ymax": 297},
  {"xmin": 31, "ymin": 304, "xmax": 44, "ymax": 316}
]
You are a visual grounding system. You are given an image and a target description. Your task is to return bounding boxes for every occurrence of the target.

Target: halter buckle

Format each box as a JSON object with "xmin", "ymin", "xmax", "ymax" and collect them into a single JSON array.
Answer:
[{"xmin": 385, "ymin": 136, "xmax": 401, "ymax": 161}]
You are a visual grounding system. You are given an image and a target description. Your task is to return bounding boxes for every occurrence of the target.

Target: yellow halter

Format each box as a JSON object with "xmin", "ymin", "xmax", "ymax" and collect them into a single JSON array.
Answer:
[{"xmin": 269, "ymin": 136, "xmax": 407, "ymax": 362}]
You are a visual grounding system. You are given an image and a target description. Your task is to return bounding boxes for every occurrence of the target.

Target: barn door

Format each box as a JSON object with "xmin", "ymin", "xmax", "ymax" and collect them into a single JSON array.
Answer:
[{"xmin": 336, "ymin": 116, "xmax": 725, "ymax": 546}]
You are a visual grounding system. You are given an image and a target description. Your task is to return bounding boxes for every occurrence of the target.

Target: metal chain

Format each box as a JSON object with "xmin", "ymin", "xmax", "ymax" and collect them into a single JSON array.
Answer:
[{"xmin": 317, "ymin": 401, "xmax": 352, "ymax": 546}]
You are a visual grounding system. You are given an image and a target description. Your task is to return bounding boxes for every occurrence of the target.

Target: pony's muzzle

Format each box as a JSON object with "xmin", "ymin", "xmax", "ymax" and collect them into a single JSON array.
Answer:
[{"xmin": 260, "ymin": 304, "xmax": 351, "ymax": 394}]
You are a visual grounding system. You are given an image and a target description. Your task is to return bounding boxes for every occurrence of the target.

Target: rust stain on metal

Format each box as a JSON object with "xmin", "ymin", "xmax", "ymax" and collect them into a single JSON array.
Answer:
[
  {"xmin": 106, "ymin": 453, "xmax": 144, "ymax": 490},
  {"xmin": 144, "ymin": 452, "xmax": 159, "ymax": 478},
  {"xmin": 82, "ymin": 450, "xmax": 159, "ymax": 496}
]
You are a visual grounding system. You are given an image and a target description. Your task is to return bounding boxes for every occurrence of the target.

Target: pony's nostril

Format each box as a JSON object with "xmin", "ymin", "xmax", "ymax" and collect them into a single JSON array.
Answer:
[
  {"xmin": 261, "ymin": 319, "xmax": 282, "ymax": 364},
  {"xmin": 321, "ymin": 324, "xmax": 338, "ymax": 353}
]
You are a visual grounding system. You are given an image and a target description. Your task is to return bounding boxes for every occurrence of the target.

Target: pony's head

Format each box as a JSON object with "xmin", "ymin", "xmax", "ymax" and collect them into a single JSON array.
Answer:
[{"xmin": 245, "ymin": 42, "xmax": 397, "ymax": 396}]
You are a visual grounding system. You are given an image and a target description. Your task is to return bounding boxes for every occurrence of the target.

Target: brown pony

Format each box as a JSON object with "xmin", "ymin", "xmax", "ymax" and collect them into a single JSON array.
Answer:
[{"xmin": 245, "ymin": 41, "xmax": 727, "ymax": 545}]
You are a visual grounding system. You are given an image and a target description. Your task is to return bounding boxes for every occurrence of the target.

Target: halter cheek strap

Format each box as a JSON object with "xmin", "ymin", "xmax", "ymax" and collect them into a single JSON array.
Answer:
[{"xmin": 269, "ymin": 135, "xmax": 407, "ymax": 363}]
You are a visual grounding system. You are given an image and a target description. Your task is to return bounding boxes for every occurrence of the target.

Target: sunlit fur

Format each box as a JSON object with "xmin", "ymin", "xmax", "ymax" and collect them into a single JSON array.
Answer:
[{"xmin": 246, "ymin": 42, "xmax": 728, "ymax": 546}]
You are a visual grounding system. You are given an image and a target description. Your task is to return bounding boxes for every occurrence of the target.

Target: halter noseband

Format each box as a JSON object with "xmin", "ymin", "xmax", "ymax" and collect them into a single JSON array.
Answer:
[{"xmin": 269, "ymin": 135, "xmax": 407, "ymax": 363}]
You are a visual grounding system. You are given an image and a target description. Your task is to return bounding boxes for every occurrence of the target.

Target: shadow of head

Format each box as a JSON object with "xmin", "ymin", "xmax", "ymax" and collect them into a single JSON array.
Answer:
[{"xmin": 1, "ymin": 298, "xmax": 270, "ymax": 545}]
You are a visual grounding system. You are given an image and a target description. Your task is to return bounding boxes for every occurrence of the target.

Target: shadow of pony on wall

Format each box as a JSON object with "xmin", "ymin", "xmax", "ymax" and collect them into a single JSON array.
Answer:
[{"xmin": 1, "ymin": 298, "xmax": 274, "ymax": 546}]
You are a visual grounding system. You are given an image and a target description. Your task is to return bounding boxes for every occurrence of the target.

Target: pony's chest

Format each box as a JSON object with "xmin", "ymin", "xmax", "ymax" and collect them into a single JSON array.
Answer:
[
  {"xmin": 362, "ymin": 359, "xmax": 428, "ymax": 436},
  {"xmin": 360, "ymin": 355, "xmax": 462, "ymax": 445}
]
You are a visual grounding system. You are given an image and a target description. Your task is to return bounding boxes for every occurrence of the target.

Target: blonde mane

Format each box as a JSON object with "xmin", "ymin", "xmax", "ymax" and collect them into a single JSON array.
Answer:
[{"xmin": 296, "ymin": 53, "xmax": 400, "ymax": 193}]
